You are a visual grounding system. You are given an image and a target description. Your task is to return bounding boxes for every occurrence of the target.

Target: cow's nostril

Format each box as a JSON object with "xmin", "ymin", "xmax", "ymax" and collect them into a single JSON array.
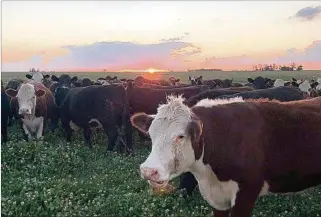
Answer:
[{"xmin": 141, "ymin": 167, "xmax": 159, "ymax": 180}]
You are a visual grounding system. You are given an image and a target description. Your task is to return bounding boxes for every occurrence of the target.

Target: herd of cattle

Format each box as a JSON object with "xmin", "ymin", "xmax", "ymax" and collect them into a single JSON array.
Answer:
[{"xmin": 1, "ymin": 71, "xmax": 321, "ymax": 217}]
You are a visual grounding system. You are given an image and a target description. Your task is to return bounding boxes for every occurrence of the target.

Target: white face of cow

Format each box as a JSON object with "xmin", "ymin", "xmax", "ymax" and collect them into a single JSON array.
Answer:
[
  {"xmin": 273, "ymin": 79, "xmax": 285, "ymax": 87},
  {"xmin": 17, "ymin": 84, "xmax": 37, "ymax": 115},
  {"xmin": 131, "ymin": 96, "xmax": 202, "ymax": 188},
  {"xmin": 5, "ymin": 83, "xmax": 46, "ymax": 116},
  {"xmin": 32, "ymin": 72, "xmax": 44, "ymax": 83},
  {"xmin": 299, "ymin": 80, "xmax": 312, "ymax": 96}
]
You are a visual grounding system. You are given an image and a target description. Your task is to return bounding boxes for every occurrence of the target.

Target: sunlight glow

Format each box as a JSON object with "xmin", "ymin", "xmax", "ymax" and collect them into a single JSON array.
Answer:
[{"xmin": 147, "ymin": 68, "xmax": 156, "ymax": 74}]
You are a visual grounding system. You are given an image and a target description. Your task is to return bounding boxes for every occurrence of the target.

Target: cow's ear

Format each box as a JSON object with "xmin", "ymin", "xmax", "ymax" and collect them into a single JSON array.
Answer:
[
  {"xmin": 51, "ymin": 75, "xmax": 59, "ymax": 82},
  {"xmin": 292, "ymin": 78, "xmax": 297, "ymax": 82},
  {"xmin": 5, "ymin": 88, "xmax": 18, "ymax": 98},
  {"xmin": 71, "ymin": 76, "xmax": 78, "ymax": 83},
  {"xmin": 187, "ymin": 118, "xmax": 203, "ymax": 160},
  {"xmin": 113, "ymin": 76, "xmax": 117, "ymax": 80},
  {"xmin": 248, "ymin": 78, "xmax": 254, "ymax": 83},
  {"xmin": 36, "ymin": 89, "xmax": 46, "ymax": 97},
  {"xmin": 130, "ymin": 113, "xmax": 154, "ymax": 135},
  {"xmin": 26, "ymin": 74, "xmax": 32, "ymax": 79}
]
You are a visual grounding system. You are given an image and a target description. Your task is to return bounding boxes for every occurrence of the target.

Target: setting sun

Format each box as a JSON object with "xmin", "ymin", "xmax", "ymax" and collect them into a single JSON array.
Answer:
[{"xmin": 147, "ymin": 68, "xmax": 156, "ymax": 74}]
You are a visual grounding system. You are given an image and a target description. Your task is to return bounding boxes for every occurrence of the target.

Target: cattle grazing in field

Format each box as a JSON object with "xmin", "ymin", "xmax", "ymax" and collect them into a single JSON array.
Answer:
[
  {"xmin": 186, "ymin": 87, "xmax": 254, "ymax": 107},
  {"xmin": 132, "ymin": 95, "xmax": 321, "ymax": 217},
  {"xmin": 1, "ymin": 82, "xmax": 10, "ymax": 143},
  {"xmin": 59, "ymin": 85, "xmax": 133, "ymax": 155},
  {"xmin": 5, "ymin": 81, "xmax": 59, "ymax": 141}
]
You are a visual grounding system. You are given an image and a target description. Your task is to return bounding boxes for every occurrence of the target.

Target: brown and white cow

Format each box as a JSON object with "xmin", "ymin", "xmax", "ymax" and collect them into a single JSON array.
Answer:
[
  {"xmin": 5, "ymin": 81, "xmax": 58, "ymax": 140},
  {"xmin": 131, "ymin": 95, "xmax": 321, "ymax": 217}
]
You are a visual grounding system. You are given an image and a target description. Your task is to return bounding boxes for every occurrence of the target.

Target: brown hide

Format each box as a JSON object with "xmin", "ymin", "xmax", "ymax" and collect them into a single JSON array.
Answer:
[{"xmin": 191, "ymin": 97, "xmax": 321, "ymax": 216}]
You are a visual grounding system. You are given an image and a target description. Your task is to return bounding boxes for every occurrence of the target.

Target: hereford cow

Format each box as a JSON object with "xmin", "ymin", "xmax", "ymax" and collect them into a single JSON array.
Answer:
[
  {"xmin": 132, "ymin": 95, "xmax": 321, "ymax": 217},
  {"xmin": 59, "ymin": 85, "xmax": 133, "ymax": 155},
  {"xmin": 1, "ymin": 82, "xmax": 10, "ymax": 143},
  {"xmin": 5, "ymin": 81, "xmax": 59, "ymax": 140},
  {"xmin": 180, "ymin": 86, "xmax": 305, "ymax": 195}
]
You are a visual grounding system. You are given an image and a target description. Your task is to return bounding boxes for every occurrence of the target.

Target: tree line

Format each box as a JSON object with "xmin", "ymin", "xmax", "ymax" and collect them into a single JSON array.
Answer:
[{"xmin": 252, "ymin": 63, "xmax": 303, "ymax": 71}]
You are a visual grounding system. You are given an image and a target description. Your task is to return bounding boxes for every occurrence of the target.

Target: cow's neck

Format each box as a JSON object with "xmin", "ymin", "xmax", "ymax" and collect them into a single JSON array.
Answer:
[{"xmin": 188, "ymin": 151, "xmax": 239, "ymax": 211}]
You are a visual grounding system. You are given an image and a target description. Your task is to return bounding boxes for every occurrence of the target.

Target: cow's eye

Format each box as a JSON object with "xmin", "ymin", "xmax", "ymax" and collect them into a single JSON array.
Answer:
[{"xmin": 178, "ymin": 135, "xmax": 185, "ymax": 139}]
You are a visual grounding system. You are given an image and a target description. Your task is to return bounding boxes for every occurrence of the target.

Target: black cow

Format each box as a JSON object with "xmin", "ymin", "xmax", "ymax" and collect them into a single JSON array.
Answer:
[
  {"xmin": 247, "ymin": 76, "xmax": 274, "ymax": 89},
  {"xmin": 59, "ymin": 85, "xmax": 133, "ymax": 155},
  {"xmin": 51, "ymin": 74, "xmax": 78, "ymax": 88},
  {"xmin": 1, "ymin": 82, "xmax": 10, "ymax": 143},
  {"xmin": 179, "ymin": 86, "xmax": 304, "ymax": 196},
  {"xmin": 5, "ymin": 79, "xmax": 23, "ymax": 126}
]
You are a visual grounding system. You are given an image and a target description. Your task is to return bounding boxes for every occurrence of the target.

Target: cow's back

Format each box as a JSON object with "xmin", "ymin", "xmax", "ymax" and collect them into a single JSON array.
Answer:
[{"xmin": 219, "ymin": 86, "xmax": 304, "ymax": 102}]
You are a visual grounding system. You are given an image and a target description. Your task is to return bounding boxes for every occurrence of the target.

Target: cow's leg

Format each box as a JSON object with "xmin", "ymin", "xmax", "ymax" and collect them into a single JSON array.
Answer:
[
  {"xmin": 230, "ymin": 183, "xmax": 261, "ymax": 217},
  {"xmin": 36, "ymin": 118, "xmax": 44, "ymax": 140},
  {"xmin": 19, "ymin": 120, "xmax": 28, "ymax": 141},
  {"xmin": 104, "ymin": 124, "xmax": 118, "ymax": 153},
  {"xmin": 61, "ymin": 117, "xmax": 72, "ymax": 142},
  {"xmin": 22, "ymin": 123, "xmax": 32, "ymax": 141},
  {"xmin": 123, "ymin": 115, "xmax": 134, "ymax": 155},
  {"xmin": 8, "ymin": 110, "xmax": 13, "ymax": 126},
  {"xmin": 213, "ymin": 210, "xmax": 230, "ymax": 217},
  {"xmin": 50, "ymin": 107, "xmax": 60, "ymax": 132},
  {"xmin": 83, "ymin": 128, "xmax": 93, "ymax": 148}
]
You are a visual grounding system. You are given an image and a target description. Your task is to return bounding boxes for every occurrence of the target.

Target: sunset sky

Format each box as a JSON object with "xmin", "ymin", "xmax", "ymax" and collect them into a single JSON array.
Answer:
[{"xmin": 2, "ymin": 1, "xmax": 321, "ymax": 72}]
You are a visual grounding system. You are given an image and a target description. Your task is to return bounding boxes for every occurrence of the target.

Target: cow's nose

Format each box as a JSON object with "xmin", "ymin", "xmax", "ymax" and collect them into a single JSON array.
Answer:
[
  {"xmin": 19, "ymin": 108, "xmax": 31, "ymax": 115},
  {"xmin": 140, "ymin": 167, "xmax": 159, "ymax": 180}
]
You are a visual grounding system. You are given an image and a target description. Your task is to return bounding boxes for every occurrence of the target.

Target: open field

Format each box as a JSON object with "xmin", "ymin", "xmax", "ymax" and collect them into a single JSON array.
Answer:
[
  {"xmin": 2, "ymin": 70, "xmax": 321, "ymax": 84},
  {"xmin": 2, "ymin": 71, "xmax": 321, "ymax": 217},
  {"xmin": 2, "ymin": 123, "xmax": 321, "ymax": 217}
]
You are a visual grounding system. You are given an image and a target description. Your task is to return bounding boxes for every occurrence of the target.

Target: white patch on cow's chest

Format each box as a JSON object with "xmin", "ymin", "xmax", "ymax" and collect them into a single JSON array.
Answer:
[
  {"xmin": 88, "ymin": 118, "xmax": 103, "ymax": 129},
  {"xmin": 189, "ymin": 160, "xmax": 239, "ymax": 211},
  {"xmin": 22, "ymin": 116, "xmax": 44, "ymax": 139}
]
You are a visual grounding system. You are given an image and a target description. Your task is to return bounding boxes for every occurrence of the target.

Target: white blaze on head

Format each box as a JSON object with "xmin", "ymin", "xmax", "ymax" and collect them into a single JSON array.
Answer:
[
  {"xmin": 17, "ymin": 84, "xmax": 37, "ymax": 115},
  {"xmin": 31, "ymin": 72, "xmax": 44, "ymax": 83},
  {"xmin": 131, "ymin": 95, "xmax": 199, "ymax": 185},
  {"xmin": 5, "ymin": 83, "xmax": 46, "ymax": 116},
  {"xmin": 273, "ymin": 79, "xmax": 285, "ymax": 87},
  {"xmin": 298, "ymin": 80, "xmax": 311, "ymax": 95}
]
